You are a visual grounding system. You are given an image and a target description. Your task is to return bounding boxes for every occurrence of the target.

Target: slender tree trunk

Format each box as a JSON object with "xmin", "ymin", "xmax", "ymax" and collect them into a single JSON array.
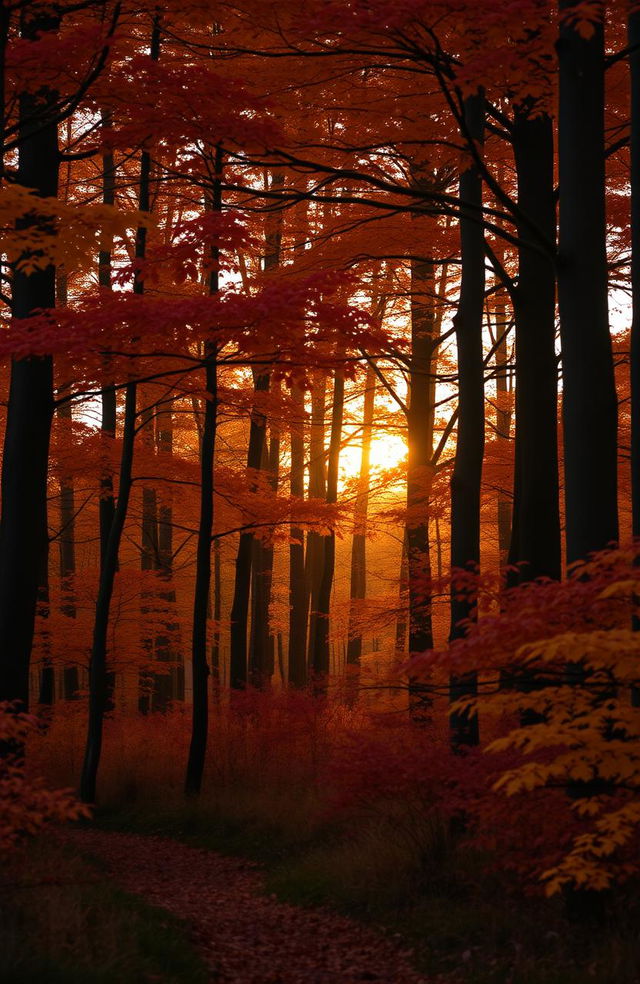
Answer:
[
  {"xmin": 345, "ymin": 366, "xmax": 376, "ymax": 703},
  {"xmin": 394, "ymin": 529, "xmax": 409, "ymax": 662},
  {"xmin": 288, "ymin": 382, "xmax": 307, "ymax": 686},
  {"xmin": 156, "ymin": 404, "xmax": 181, "ymax": 707},
  {"xmin": 185, "ymin": 347, "xmax": 217, "ymax": 795},
  {"xmin": 139, "ymin": 395, "xmax": 159, "ymax": 713},
  {"xmin": 557, "ymin": 1, "xmax": 618, "ymax": 565},
  {"xmin": 407, "ymin": 253, "xmax": 437, "ymax": 717},
  {"xmin": 229, "ymin": 373, "xmax": 269, "ymax": 689},
  {"xmin": 185, "ymin": 145, "xmax": 223, "ymax": 796},
  {"xmin": 493, "ymin": 290, "xmax": 512, "ymax": 569},
  {"xmin": 58, "ymin": 388, "xmax": 79, "ymax": 699},
  {"xmin": 0, "ymin": 8, "xmax": 59, "ymax": 708},
  {"xmin": 80, "ymin": 14, "xmax": 160, "ymax": 801},
  {"xmin": 98, "ymin": 115, "xmax": 117, "ymax": 709},
  {"xmin": 310, "ymin": 368, "xmax": 344, "ymax": 691},
  {"xmin": 211, "ymin": 535, "xmax": 222, "ymax": 698},
  {"xmin": 509, "ymin": 108, "xmax": 561, "ymax": 582},
  {"xmin": 250, "ymin": 175, "xmax": 283, "ymax": 688},
  {"xmin": 629, "ymin": 7, "xmax": 640, "ymax": 545},
  {"xmin": 305, "ymin": 373, "xmax": 327, "ymax": 673},
  {"xmin": 449, "ymin": 93, "xmax": 485, "ymax": 748}
]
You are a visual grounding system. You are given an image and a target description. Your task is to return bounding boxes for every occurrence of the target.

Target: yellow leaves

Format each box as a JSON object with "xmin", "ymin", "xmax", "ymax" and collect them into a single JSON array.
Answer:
[
  {"xmin": 542, "ymin": 804, "xmax": 640, "ymax": 895},
  {"xmin": 0, "ymin": 184, "xmax": 147, "ymax": 276},
  {"xmin": 598, "ymin": 580, "xmax": 640, "ymax": 600}
]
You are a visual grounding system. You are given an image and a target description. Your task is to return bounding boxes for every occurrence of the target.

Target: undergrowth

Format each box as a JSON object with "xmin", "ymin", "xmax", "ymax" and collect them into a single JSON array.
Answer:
[
  {"xmin": 0, "ymin": 836, "xmax": 209, "ymax": 983},
  {"xmin": 25, "ymin": 694, "xmax": 638, "ymax": 984}
]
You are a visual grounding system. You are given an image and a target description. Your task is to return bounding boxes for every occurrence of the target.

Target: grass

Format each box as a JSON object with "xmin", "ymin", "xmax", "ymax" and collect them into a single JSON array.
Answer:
[
  {"xmin": 24, "ymin": 703, "xmax": 640, "ymax": 984},
  {"xmin": 93, "ymin": 789, "xmax": 640, "ymax": 984},
  {"xmin": 0, "ymin": 836, "xmax": 209, "ymax": 984}
]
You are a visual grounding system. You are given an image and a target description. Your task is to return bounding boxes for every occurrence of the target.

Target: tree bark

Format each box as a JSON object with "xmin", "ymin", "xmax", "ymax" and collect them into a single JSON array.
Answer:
[
  {"xmin": 345, "ymin": 366, "xmax": 376, "ymax": 703},
  {"xmin": 305, "ymin": 373, "xmax": 327, "ymax": 673},
  {"xmin": 310, "ymin": 368, "xmax": 344, "ymax": 691},
  {"xmin": 0, "ymin": 7, "xmax": 59, "ymax": 708},
  {"xmin": 449, "ymin": 92, "xmax": 485, "ymax": 748},
  {"xmin": 229, "ymin": 373, "xmax": 269, "ymax": 689},
  {"xmin": 629, "ymin": 6, "xmax": 640, "ymax": 544},
  {"xmin": 407, "ymin": 253, "xmax": 437, "ymax": 717},
  {"xmin": 185, "ymin": 144, "xmax": 223, "ymax": 796},
  {"xmin": 509, "ymin": 108, "xmax": 561, "ymax": 583},
  {"xmin": 80, "ymin": 14, "xmax": 160, "ymax": 801},
  {"xmin": 557, "ymin": 1, "xmax": 618, "ymax": 565},
  {"xmin": 288, "ymin": 381, "xmax": 307, "ymax": 686}
]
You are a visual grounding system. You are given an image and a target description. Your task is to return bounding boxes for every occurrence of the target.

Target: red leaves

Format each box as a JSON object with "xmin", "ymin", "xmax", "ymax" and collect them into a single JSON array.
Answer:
[{"xmin": 69, "ymin": 827, "xmax": 427, "ymax": 983}]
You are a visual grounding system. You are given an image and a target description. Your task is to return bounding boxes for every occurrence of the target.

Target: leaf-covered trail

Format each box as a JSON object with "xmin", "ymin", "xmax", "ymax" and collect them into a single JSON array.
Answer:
[{"xmin": 70, "ymin": 828, "xmax": 430, "ymax": 983}]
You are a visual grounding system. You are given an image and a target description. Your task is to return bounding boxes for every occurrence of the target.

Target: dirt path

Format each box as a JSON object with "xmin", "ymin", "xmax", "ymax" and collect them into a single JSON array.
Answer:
[{"xmin": 69, "ymin": 828, "xmax": 429, "ymax": 983}]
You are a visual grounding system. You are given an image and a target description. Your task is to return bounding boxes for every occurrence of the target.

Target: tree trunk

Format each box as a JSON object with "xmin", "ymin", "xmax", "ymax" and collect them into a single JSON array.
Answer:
[
  {"xmin": 156, "ymin": 405, "xmax": 181, "ymax": 706},
  {"xmin": 629, "ymin": 7, "xmax": 640, "ymax": 544},
  {"xmin": 407, "ymin": 253, "xmax": 437, "ymax": 717},
  {"xmin": 493, "ymin": 289, "xmax": 512, "ymax": 569},
  {"xmin": 557, "ymin": 0, "xmax": 618, "ymax": 565},
  {"xmin": 58, "ymin": 388, "xmax": 80, "ymax": 699},
  {"xmin": 80, "ymin": 383, "xmax": 136, "ymax": 803},
  {"xmin": 345, "ymin": 366, "xmax": 376, "ymax": 703},
  {"xmin": 310, "ymin": 368, "xmax": 344, "ymax": 691},
  {"xmin": 449, "ymin": 92, "xmax": 485, "ymax": 748},
  {"xmin": 185, "ymin": 145, "xmax": 223, "ymax": 796},
  {"xmin": 305, "ymin": 373, "xmax": 327, "ymax": 673},
  {"xmin": 229, "ymin": 373, "xmax": 269, "ymax": 689},
  {"xmin": 80, "ymin": 14, "xmax": 160, "ymax": 801},
  {"xmin": 139, "ymin": 395, "xmax": 159, "ymax": 714},
  {"xmin": 0, "ymin": 7, "xmax": 59, "ymax": 708},
  {"xmin": 99, "ymin": 114, "xmax": 117, "ymax": 710},
  {"xmin": 509, "ymin": 108, "xmax": 561, "ymax": 583},
  {"xmin": 288, "ymin": 381, "xmax": 307, "ymax": 686}
]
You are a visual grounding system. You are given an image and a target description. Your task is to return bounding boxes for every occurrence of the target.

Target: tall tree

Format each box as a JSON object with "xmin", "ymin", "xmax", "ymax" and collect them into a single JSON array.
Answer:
[
  {"xmin": 557, "ymin": 0, "xmax": 618, "ymax": 565},
  {"xmin": 508, "ymin": 106, "xmax": 561, "ymax": 583},
  {"xmin": 80, "ymin": 12, "xmax": 160, "ymax": 803},
  {"xmin": 449, "ymin": 92, "xmax": 485, "ymax": 747},
  {"xmin": 185, "ymin": 147, "xmax": 222, "ymax": 796},
  {"xmin": 0, "ymin": 6, "xmax": 59, "ymax": 707}
]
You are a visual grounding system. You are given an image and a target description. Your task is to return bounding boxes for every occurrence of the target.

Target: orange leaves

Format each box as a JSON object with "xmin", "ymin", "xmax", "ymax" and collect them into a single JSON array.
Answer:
[{"xmin": 0, "ymin": 184, "xmax": 145, "ymax": 276}]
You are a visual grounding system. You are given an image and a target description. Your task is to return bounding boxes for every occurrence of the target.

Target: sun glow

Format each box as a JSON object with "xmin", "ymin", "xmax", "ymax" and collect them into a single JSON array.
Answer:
[{"xmin": 339, "ymin": 429, "xmax": 407, "ymax": 486}]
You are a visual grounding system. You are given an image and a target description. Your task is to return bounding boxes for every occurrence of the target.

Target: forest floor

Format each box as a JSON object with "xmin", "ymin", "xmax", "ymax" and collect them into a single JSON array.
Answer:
[{"xmin": 67, "ymin": 827, "xmax": 432, "ymax": 983}]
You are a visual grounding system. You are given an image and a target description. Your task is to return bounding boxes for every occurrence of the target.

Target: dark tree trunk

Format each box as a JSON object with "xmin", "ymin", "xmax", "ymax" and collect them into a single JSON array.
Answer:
[
  {"xmin": 449, "ymin": 93, "xmax": 485, "ymax": 748},
  {"xmin": 211, "ymin": 536, "xmax": 222, "ymax": 697},
  {"xmin": 310, "ymin": 368, "xmax": 344, "ymax": 691},
  {"xmin": 58, "ymin": 389, "xmax": 80, "ymax": 699},
  {"xmin": 407, "ymin": 254, "xmax": 437, "ymax": 717},
  {"xmin": 509, "ymin": 109, "xmax": 561, "ymax": 583},
  {"xmin": 139, "ymin": 396, "xmax": 159, "ymax": 714},
  {"xmin": 0, "ymin": 8, "xmax": 59, "ymax": 708},
  {"xmin": 80, "ymin": 383, "xmax": 136, "ymax": 803},
  {"xmin": 229, "ymin": 373, "xmax": 269, "ymax": 689},
  {"xmin": 557, "ymin": 1, "xmax": 618, "ymax": 565},
  {"xmin": 99, "ymin": 115, "xmax": 117, "ymax": 709},
  {"xmin": 394, "ymin": 529, "xmax": 409, "ymax": 661},
  {"xmin": 493, "ymin": 289, "xmax": 512, "ymax": 569},
  {"xmin": 288, "ymin": 382, "xmax": 307, "ymax": 686},
  {"xmin": 305, "ymin": 373, "xmax": 327, "ymax": 673},
  {"xmin": 629, "ymin": 7, "xmax": 640, "ymax": 543},
  {"xmin": 185, "ymin": 144, "xmax": 223, "ymax": 796},
  {"xmin": 345, "ymin": 366, "xmax": 376, "ymax": 703},
  {"xmin": 250, "ymin": 401, "xmax": 279, "ymax": 688},
  {"xmin": 156, "ymin": 405, "xmax": 181, "ymax": 707},
  {"xmin": 184, "ymin": 349, "xmax": 217, "ymax": 796},
  {"xmin": 80, "ymin": 14, "xmax": 160, "ymax": 801}
]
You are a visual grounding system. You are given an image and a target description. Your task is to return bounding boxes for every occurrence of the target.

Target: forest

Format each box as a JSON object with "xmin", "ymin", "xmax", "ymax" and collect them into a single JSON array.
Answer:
[{"xmin": 2, "ymin": 0, "xmax": 640, "ymax": 981}]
